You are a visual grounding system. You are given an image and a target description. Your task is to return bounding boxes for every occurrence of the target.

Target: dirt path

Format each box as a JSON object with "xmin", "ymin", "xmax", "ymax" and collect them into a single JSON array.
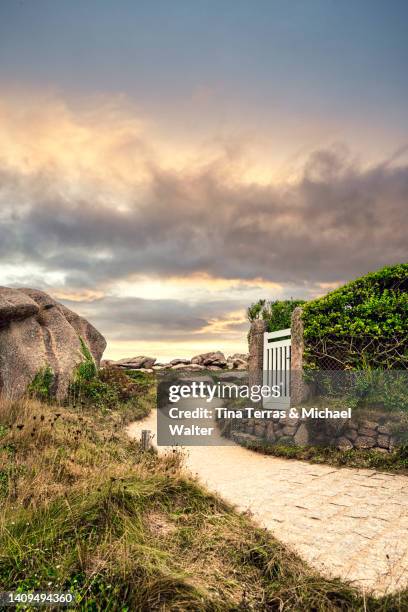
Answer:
[{"xmin": 127, "ymin": 410, "xmax": 408, "ymax": 596}]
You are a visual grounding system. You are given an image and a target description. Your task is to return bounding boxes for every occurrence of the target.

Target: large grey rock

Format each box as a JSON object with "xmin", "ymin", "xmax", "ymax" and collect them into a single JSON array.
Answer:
[
  {"xmin": 0, "ymin": 287, "xmax": 39, "ymax": 322},
  {"xmin": 170, "ymin": 358, "xmax": 191, "ymax": 366},
  {"xmin": 115, "ymin": 356, "xmax": 156, "ymax": 369},
  {"xmin": 191, "ymin": 351, "xmax": 226, "ymax": 366},
  {"xmin": 0, "ymin": 287, "xmax": 106, "ymax": 400}
]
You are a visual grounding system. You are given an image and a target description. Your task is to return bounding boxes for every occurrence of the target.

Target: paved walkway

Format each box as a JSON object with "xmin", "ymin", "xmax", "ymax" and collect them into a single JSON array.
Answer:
[{"xmin": 128, "ymin": 410, "xmax": 408, "ymax": 596}]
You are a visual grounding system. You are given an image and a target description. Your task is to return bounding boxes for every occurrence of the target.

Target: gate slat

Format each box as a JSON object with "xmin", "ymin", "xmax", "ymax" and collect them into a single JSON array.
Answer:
[{"xmin": 263, "ymin": 328, "xmax": 291, "ymax": 408}]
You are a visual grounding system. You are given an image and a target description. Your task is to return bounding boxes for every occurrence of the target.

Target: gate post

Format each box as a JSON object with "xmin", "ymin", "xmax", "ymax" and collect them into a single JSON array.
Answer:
[
  {"xmin": 248, "ymin": 319, "xmax": 267, "ymax": 389},
  {"xmin": 290, "ymin": 307, "xmax": 308, "ymax": 405}
]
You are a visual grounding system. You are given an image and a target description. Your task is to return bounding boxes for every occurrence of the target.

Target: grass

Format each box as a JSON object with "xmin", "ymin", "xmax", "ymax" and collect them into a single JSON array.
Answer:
[
  {"xmin": 230, "ymin": 436, "xmax": 408, "ymax": 475},
  {"xmin": 0, "ymin": 380, "xmax": 408, "ymax": 609},
  {"xmin": 67, "ymin": 363, "xmax": 154, "ymax": 422}
]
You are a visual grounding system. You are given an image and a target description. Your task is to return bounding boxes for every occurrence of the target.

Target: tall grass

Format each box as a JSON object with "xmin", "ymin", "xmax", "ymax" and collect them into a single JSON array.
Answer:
[{"xmin": 1, "ymin": 394, "xmax": 408, "ymax": 610}]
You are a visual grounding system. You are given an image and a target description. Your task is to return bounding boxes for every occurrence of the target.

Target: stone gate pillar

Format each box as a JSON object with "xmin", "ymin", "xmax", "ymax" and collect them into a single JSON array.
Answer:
[
  {"xmin": 248, "ymin": 319, "xmax": 267, "ymax": 389},
  {"xmin": 290, "ymin": 306, "xmax": 308, "ymax": 404}
]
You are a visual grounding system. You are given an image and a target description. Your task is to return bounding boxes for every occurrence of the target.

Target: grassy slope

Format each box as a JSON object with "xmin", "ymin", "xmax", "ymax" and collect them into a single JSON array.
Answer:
[
  {"xmin": 232, "ymin": 438, "xmax": 408, "ymax": 475},
  {"xmin": 0, "ymin": 381, "xmax": 407, "ymax": 610}
]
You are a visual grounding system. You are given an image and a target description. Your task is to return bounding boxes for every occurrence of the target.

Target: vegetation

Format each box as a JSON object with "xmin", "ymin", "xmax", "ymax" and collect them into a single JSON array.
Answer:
[
  {"xmin": 302, "ymin": 263, "xmax": 408, "ymax": 370},
  {"xmin": 307, "ymin": 368, "xmax": 408, "ymax": 414},
  {"xmin": 1, "ymin": 383, "xmax": 408, "ymax": 609},
  {"xmin": 68, "ymin": 341, "xmax": 152, "ymax": 421},
  {"xmin": 27, "ymin": 366, "xmax": 54, "ymax": 402},
  {"xmin": 247, "ymin": 299, "xmax": 305, "ymax": 331},
  {"xmin": 234, "ymin": 437, "xmax": 408, "ymax": 475},
  {"xmin": 75, "ymin": 337, "xmax": 98, "ymax": 382}
]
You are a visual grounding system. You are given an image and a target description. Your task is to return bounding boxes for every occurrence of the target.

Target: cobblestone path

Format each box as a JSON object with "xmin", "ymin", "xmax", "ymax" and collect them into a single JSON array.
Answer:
[{"xmin": 128, "ymin": 410, "xmax": 408, "ymax": 595}]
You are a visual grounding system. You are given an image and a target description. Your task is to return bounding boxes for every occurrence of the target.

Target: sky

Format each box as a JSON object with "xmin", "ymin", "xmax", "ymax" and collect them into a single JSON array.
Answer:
[{"xmin": 0, "ymin": 0, "xmax": 407, "ymax": 360}]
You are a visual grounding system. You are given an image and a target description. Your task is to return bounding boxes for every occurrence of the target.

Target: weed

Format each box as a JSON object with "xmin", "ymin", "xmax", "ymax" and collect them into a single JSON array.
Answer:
[{"xmin": 27, "ymin": 366, "xmax": 54, "ymax": 402}]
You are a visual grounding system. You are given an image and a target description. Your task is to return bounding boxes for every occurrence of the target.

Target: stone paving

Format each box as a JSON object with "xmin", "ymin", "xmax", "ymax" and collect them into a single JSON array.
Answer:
[{"xmin": 128, "ymin": 410, "xmax": 408, "ymax": 596}]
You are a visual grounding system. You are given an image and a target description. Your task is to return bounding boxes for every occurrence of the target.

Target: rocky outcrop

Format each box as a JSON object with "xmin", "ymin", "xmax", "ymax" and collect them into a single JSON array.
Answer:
[
  {"xmin": 114, "ymin": 356, "xmax": 156, "ymax": 370},
  {"xmin": 0, "ymin": 287, "xmax": 106, "ymax": 399},
  {"xmin": 106, "ymin": 351, "xmax": 249, "ymax": 373},
  {"xmin": 191, "ymin": 351, "xmax": 227, "ymax": 368},
  {"xmin": 170, "ymin": 358, "xmax": 191, "ymax": 366}
]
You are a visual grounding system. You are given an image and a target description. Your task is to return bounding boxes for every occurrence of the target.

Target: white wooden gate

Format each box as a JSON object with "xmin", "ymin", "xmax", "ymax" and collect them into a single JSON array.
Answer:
[{"xmin": 263, "ymin": 328, "xmax": 291, "ymax": 408}]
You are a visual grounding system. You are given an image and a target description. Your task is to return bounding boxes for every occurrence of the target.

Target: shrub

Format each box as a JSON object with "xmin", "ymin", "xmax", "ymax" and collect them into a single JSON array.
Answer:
[
  {"xmin": 247, "ymin": 299, "xmax": 305, "ymax": 332},
  {"xmin": 68, "ymin": 359, "xmax": 150, "ymax": 417},
  {"xmin": 247, "ymin": 299, "xmax": 266, "ymax": 321},
  {"xmin": 302, "ymin": 263, "xmax": 408, "ymax": 370}
]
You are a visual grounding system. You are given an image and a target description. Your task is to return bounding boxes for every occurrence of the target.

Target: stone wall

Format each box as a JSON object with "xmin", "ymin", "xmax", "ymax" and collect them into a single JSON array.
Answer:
[{"xmin": 218, "ymin": 409, "xmax": 405, "ymax": 452}]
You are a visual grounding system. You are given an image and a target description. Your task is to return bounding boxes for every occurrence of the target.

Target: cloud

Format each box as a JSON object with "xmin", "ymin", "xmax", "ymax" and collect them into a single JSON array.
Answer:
[
  {"xmin": 2, "ymin": 140, "xmax": 407, "ymax": 288},
  {"xmin": 0, "ymin": 93, "xmax": 407, "ymax": 355},
  {"xmin": 63, "ymin": 295, "xmax": 248, "ymax": 342}
]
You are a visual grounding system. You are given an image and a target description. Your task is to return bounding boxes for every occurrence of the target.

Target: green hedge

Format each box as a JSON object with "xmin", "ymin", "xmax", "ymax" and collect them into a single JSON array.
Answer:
[
  {"xmin": 302, "ymin": 264, "xmax": 408, "ymax": 370},
  {"xmin": 247, "ymin": 299, "xmax": 305, "ymax": 332}
]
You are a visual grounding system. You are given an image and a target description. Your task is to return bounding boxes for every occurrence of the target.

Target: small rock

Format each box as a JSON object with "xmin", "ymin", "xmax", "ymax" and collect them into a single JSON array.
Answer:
[
  {"xmin": 229, "ymin": 353, "xmax": 248, "ymax": 361},
  {"xmin": 336, "ymin": 436, "xmax": 354, "ymax": 451},
  {"xmin": 345, "ymin": 429, "xmax": 358, "ymax": 442},
  {"xmin": 233, "ymin": 358, "xmax": 247, "ymax": 370},
  {"xmin": 359, "ymin": 420, "xmax": 378, "ymax": 431},
  {"xmin": 378, "ymin": 425, "xmax": 392, "ymax": 435},
  {"xmin": 266, "ymin": 423, "xmax": 276, "ymax": 442},
  {"xmin": 377, "ymin": 434, "xmax": 390, "ymax": 449},
  {"xmin": 294, "ymin": 423, "xmax": 309, "ymax": 446},
  {"xmin": 358, "ymin": 427, "xmax": 377, "ymax": 438},
  {"xmin": 231, "ymin": 432, "xmax": 258, "ymax": 446},
  {"xmin": 354, "ymin": 436, "xmax": 376, "ymax": 449},
  {"xmin": 100, "ymin": 359, "xmax": 115, "ymax": 367},
  {"xmin": 254, "ymin": 422, "xmax": 266, "ymax": 437}
]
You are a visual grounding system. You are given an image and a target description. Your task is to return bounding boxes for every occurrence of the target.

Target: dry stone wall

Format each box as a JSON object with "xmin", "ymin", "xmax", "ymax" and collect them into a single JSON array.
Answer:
[{"xmin": 219, "ymin": 409, "xmax": 405, "ymax": 452}]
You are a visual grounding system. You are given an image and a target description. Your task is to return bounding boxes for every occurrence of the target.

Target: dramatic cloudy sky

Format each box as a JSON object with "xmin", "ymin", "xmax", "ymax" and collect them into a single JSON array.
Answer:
[{"xmin": 0, "ymin": 1, "xmax": 407, "ymax": 360}]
